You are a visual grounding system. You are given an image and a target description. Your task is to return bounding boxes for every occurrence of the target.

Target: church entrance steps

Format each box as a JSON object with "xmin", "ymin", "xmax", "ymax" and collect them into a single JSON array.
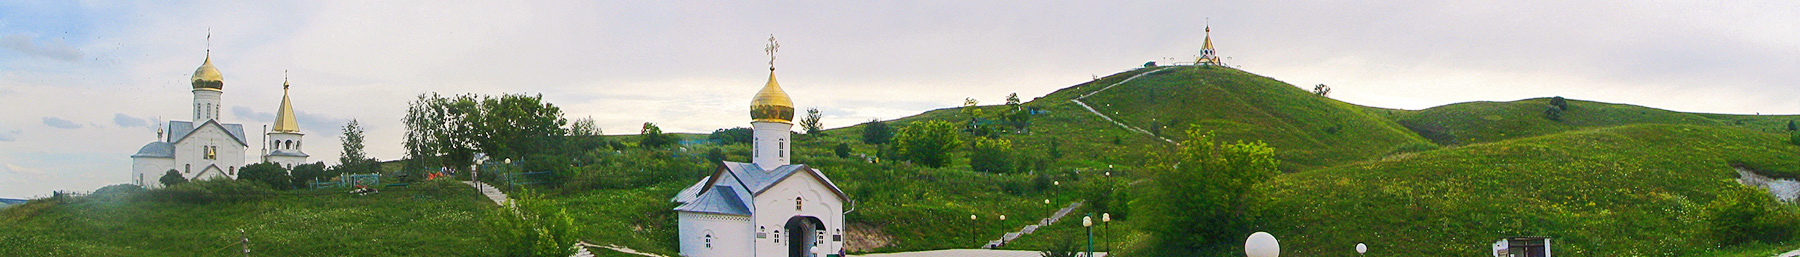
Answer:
[
  {"xmin": 574, "ymin": 241, "xmax": 665, "ymax": 257},
  {"xmin": 1070, "ymin": 67, "xmax": 1180, "ymax": 145},
  {"xmin": 983, "ymin": 201, "xmax": 1083, "ymax": 249},
  {"xmin": 462, "ymin": 181, "xmax": 508, "ymax": 205}
]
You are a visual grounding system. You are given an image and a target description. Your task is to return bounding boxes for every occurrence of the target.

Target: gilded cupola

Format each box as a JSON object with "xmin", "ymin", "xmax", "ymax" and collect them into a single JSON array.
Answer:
[
  {"xmin": 191, "ymin": 52, "xmax": 224, "ymax": 90},
  {"xmin": 749, "ymin": 71, "xmax": 794, "ymax": 123}
]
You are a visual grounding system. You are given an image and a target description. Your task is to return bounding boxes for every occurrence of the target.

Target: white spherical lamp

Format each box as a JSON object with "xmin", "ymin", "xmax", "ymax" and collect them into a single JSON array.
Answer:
[
  {"xmin": 1356, "ymin": 243, "xmax": 1368, "ymax": 254},
  {"xmin": 1245, "ymin": 232, "xmax": 1279, "ymax": 257}
]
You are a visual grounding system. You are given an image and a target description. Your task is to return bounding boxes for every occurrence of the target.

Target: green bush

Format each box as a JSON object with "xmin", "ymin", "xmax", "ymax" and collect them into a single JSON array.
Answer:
[
  {"xmin": 238, "ymin": 163, "xmax": 293, "ymax": 190},
  {"xmin": 1703, "ymin": 186, "xmax": 1799, "ymax": 246},
  {"xmin": 158, "ymin": 169, "xmax": 186, "ymax": 187},
  {"xmin": 1543, "ymin": 107, "xmax": 1565, "ymax": 122},
  {"xmin": 1136, "ymin": 129, "xmax": 1278, "ymax": 255},
  {"xmin": 709, "ymin": 127, "xmax": 753, "ymax": 144},
  {"xmin": 861, "ymin": 119, "xmax": 894, "ymax": 145},
  {"xmin": 894, "ymin": 120, "xmax": 962, "ymax": 168},
  {"xmin": 969, "ymin": 137, "xmax": 1016, "ymax": 173},
  {"xmin": 1550, "ymin": 96, "xmax": 1569, "ymax": 110},
  {"xmin": 484, "ymin": 189, "xmax": 579, "ymax": 257},
  {"xmin": 143, "ymin": 178, "xmax": 275, "ymax": 204}
]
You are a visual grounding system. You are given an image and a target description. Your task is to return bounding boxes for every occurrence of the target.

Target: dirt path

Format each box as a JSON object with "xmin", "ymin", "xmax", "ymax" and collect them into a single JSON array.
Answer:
[{"xmin": 1071, "ymin": 66, "xmax": 1180, "ymax": 145}]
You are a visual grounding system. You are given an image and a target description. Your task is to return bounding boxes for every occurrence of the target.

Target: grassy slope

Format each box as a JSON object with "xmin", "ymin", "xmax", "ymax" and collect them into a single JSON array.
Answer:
[
  {"xmin": 1074, "ymin": 66, "xmax": 1429, "ymax": 170},
  {"xmin": 1392, "ymin": 98, "xmax": 1727, "ymax": 146},
  {"xmin": 0, "ymin": 179, "xmax": 494, "ymax": 256},
  {"xmin": 1244, "ymin": 124, "xmax": 1800, "ymax": 256}
]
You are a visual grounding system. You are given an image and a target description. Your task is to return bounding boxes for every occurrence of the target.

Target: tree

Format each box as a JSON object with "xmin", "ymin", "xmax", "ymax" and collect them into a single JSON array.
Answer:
[
  {"xmin": 237, "ymin": 162, "xmax": 292, "ymax": 190},
  {"xmin": 1704, "ymin": 186, "xmax": 1798, "ymax": 246},
  {"xmin": 1312, "ymin": 84, "xmax": 1331, "ymax": 97},
  {"xmin": 569, "ymin": 116, "xmax": 602, "ymax": 136},
  {"xmin": 290, "ymin": 161, "xmax": 331, "ymax": 188},
  {"xmin": 709, "ymin": 127, "xmax": 753, "ymax": 144},
  {"xmin": 1002, "ymin": 93, "xmax": 1031, "ymax": 130},
  {"xmin": 893, "ymin": 120, "xmax": 962, "ymax": 168},
  {"xmin": 861, "ymin": 119, "xmax": 894, "ymax": 145},
  {"xmin": 1550, "ymin": 96, "xmax": 1569, "ymax": 110},
  {"xmin": 834, "ymin": 143, "xmax": 852, "ymax": 158},
  {"xmin": 706, "ymin": 148, "xmax": 726, "ymax": 163},
  {"xmin": 474, "ymin": 93, "xmax": 569, "ymax": 160},
  {"xmin": 1787, "ymin": 120, "xmax": 1796, "ymax": 131},
  {"xmin": 1544, "ymin": 107, "xmax": 1565, "ymax": 122},
  {"xmin": 1137, "ymin": 128, "xmax": 1278, "ymax": 254},
  {"xmin": 404, "ymin": 93, "xmax": 481, "ymax": 172},
  {"xmin": 968, "ymin": 137, "xmax": 1016, "ymax": 173},
  {"xmin": 639, "ymin": 122, "xmax": 674, "ymax": 149},
  {"xmin": 800, "ymin": 108, "xmax": 824, "ymax": 135},
  {"xmin": 159, "ymin": 169, "xmax": 187, "ymax": 187},
  {"xmin": 339, "ymin": 119, "xmax": 371, "ymax": 175}
]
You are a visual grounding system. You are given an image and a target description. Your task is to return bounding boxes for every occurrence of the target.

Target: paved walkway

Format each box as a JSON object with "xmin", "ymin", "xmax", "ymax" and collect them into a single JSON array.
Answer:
[
  {"xmin": 856, "ymin": 249, "xmax": 1106, "ymax": 257},
  {"xmin": 463, "ymin": 181, "xmax": 508, "ymax": 205},
  {"xmin": 983, "ymin": 201, "xmax": 1084, "ymax": 249},
  {"xmin": 574, "ymin": 241, "xmax": 665, "ymax": 257},
  {"xmin": 1779, "ymin": 248, "xmax": 1800, "ymax": 257},
  {"xmin": 1071, "ymin": 66, "xmax": 1180, "ymax": 145}
]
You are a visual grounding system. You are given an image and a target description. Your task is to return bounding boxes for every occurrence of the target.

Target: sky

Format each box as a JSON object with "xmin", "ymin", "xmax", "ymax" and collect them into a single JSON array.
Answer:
[{"xmin": 2, "ymin": 0, "xmax": 1797, "ymax": 198}]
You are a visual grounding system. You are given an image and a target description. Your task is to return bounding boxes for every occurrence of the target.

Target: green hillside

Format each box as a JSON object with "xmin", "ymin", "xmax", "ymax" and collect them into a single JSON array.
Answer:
[
  {"xmin": 1392, "ymin": 98, "xmax": 1725, "ymax": 145},
  {"xmin": 1243, "ymin": 124, "xmax": 1800, "ymax": 256},
  {"xmin": 0, "ymin": 179, "xmax": 494, "ymax": 256}
]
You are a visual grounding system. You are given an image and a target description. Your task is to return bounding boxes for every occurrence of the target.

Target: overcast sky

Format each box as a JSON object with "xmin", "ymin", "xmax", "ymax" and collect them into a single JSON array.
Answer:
[{"xmin": 2, "ymin": 1, "xmax": 1796, "ymax": 198}]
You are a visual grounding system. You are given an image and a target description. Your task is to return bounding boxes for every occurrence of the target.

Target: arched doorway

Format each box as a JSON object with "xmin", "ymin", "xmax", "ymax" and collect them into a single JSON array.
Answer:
[{"xmin": 783, "ymin": 216, "xmax": 825, "ymax": 257}]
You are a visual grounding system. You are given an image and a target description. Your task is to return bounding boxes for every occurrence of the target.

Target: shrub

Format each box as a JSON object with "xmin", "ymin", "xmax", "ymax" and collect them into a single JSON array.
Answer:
[
  {"xmin": 484, "ymin": 189, "xmax": 579, "ymax": 257},
  {"xmin": 144, "ymin": 178, "xmax": 275, "ymax": 204},
  {"xmin": 1788, "ymin": 120, "xmax": 1796, "ymax": 131},
  {"xmin": 1549, "ymin": 96, "xmax": 1569, "ymax": 110},
  {"xmin": 968, "ymin": 137, "xmax": 1016, "ymax": 173},
  {"xmin": 1543, "ymin": 107, "xmax": 1564, "ymax": 122},
  {"xmin": 639, "ymin": 122, "xmax": 674, "ymax": 149},
  {"xmin": 707, "ymin": 148, "xmax": 726, "ymax": 163},
  {"xmin": 1137, "ymin": 129, "xmax": 1278, "ymax": 254},
  {"xmin": 291, "ymin": 162, "xmax": 331, "ymax": 188},
  {"xmin": 238, "ymin": 163, "xmax": 293, "ymax": 190},
  {"xmin": 834, "ymin": 143, "xmax": 852, "ymax": 158},
  {"xmin": 158, "ymin": 169, "xmax": 186, "ymax": 187},
  {"xmin": 893, "ymin": 120, "xmax": 962, "ymax": 168},
  {"xmin": 709, "ymin": 127, "xmax": 753, "ymax": 145},
  {"xmin": 861, "ymin": 119, "xmax": 894, "ymax": 145},
  {"xmin": 1704, "ymin": 187, "xmax": 1799, "ymax": 246}
]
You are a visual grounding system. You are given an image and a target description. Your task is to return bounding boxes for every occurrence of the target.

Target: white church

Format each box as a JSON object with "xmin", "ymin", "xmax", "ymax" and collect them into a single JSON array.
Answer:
[
  {"xmin": 130, "ymin": 48, "xmax": 309, "ymax": 188},
  {"xmin": 671, "ymin": 39, "xmax": 851, "ymax": 257}
]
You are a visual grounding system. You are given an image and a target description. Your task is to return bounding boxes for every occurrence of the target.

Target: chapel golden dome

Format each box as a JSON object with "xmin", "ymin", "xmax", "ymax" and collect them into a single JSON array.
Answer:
[
  {"xmin": 191, "ymin": 53, "xmax": 224, "ymax": 90},
  {"xmin": 749, "ymin": 71, "xmax": 794, "ymax": 123}
]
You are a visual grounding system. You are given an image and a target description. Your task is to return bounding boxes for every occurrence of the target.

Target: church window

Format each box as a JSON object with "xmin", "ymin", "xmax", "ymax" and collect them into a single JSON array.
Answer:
[
  {"xmin": 185, "ymin": 164, "xmax": 191, "ymax": 173},
  {"xmin": 704, "ymin": 233, "xmax": 713, "ymax": 248},
  {"xmin": 779, "ymin": 139, "xmax": 786, "ymax": 158},
  {"xmin": 229, "ymin": 166, "xmax": 235, "ymax": 176},
  {"xmin": 774, "ymin": 229, "xmax": 780, "ymax": 243},
  {"xmin": 796, "ymin": 196, "xmax": 804, "ymax": 211},
  {"xmin": 285, "ymin": 140, "xmax": 293, "ymax": 150}
]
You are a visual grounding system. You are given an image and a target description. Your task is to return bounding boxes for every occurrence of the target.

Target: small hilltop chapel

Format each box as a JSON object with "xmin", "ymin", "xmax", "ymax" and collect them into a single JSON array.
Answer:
[
  {"xmin": 1196, "ymin": 25, "xmax": 1222, "ymax": 66},
  {"xmin": 671, "ymin": 37, "xmax": 851, "ymax": 257},
  {"xmin": 130, "ymin": 41, "xmax": 310, "ymax": 188}
]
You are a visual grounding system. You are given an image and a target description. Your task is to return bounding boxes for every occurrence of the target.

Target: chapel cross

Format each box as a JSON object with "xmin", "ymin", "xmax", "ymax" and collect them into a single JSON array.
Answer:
[{"xmin": 765, "ymin": 35, "xmax": 780, "ymax": 70}]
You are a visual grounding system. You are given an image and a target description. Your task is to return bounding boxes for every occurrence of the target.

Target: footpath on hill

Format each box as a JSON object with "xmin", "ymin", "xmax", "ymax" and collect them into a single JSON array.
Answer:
[
  {"xmin": 463, "ymin": 181, "xmax": 664, "ymax": 257},
  {"xmin": 1071, "ymin": 66, "xmax": 1179, "ymax": 145},
  {"xmin": 982, "ymin": 200, "xmax": 1085, "ymax": 249}
]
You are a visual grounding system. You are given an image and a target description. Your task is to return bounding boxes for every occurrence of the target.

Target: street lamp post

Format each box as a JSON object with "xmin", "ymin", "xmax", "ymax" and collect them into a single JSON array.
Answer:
[
  {"xmin": 1356, "ymin": 242, "xmax": 1367, "ymax": 256},
  {"xmin": 1102, "ymin": 213, "xmax": 1111, "ymax": 252},
  {"xmin": 1083, "ymin": 215, "xmax": 1093, "ymax": 257},
  {"xmin": 970, "ymin": 214, "xmax": 978, "ymax": 245},
  {"xmin": 998, "ymin": 215, "xmax": 1007, "ymax": 246},
  {"xmin": 1043, "ymin": 199, "xmax": 1052, "ymax": 225}
]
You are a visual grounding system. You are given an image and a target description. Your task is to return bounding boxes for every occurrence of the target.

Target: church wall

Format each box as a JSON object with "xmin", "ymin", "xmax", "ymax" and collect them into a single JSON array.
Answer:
[
  {"xmin": 131, "ymin": 157, "xmax": 175, "ymax": 188},
  {"xmin": 678, "ymin": 211, "xmax": 754, "ymax": 257},
  {"xmin": 751, "ymin": 122, "xmax": 792, "ymax": 168},
  {"xmin": 174, "ymin": 124, "xmax": 247, "ymax": 180},
  {"xmin": 751, "ymin": 170, "xmax": 845, "ymax": 257},
  {"xmin": 265, "ymin": 132, "xmax": 307, "ymax": 169},
  {"xmin": 192, "ymin": 90, "xmax": 223, "ymax": 121}
]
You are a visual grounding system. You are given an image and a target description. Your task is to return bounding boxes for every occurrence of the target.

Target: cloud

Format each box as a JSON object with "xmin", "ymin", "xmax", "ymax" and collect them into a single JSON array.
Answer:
[
  {"xmin": 1, "ymin": 163, "xmax": 47, "ymax": 176},
  {"xmin": 232, "ymin": 106, "xmax": 274, "ymax": 122},
  {"xmin": 0, "ymin": 129, "xmax": 15, "ymax": 142},
  {"xmin": 41, "ymin": 117, "xmax": 82, "ymax": 129},
  {"xmin": 112, "ymin": 113, "xmax": 148, "ymax": 128},
  {"xmin": 1, "ymin": 34, "xmax": 83, "ymax": 62}
]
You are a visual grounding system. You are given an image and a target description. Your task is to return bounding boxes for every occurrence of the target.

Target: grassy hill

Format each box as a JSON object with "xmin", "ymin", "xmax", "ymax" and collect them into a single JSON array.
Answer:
[
  {"xmin": 1391, "ymin": 98, "xmax": 1725, "ymax": 145},
  {"xmin": 0, "ymin": 179, "xmax": 494, "ymax": 256},
  {"xmin": 1242, "ymin": 124, "xmax": 1800, "ymax": 256}
]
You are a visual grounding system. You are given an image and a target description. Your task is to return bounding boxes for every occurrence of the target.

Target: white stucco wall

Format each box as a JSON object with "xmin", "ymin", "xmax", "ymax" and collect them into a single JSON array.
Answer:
[
  {"xmin": 679, "ymin": 212, "xmax": 755, "ymax": 257},
  {"xmin": 751, "ymin": 170, "xmax": 845, "ymax": 257},
  {"xmin": 192, "ymin": 90, "xmax": 222, "ymax": 122},
  {"xmin": 266, "ymin": 132, "xmax": 307, "ymax": 168},
  {"xmin": 751, "ymin": 122, "xmax": 792, "ymax": 168},
  {"xmin": 174, "ymin": 123, "xmax": 246, "ymax": 180},
  {"xmin": 131, "ymin": 157, "xmax": 175, "ymax": 188}
]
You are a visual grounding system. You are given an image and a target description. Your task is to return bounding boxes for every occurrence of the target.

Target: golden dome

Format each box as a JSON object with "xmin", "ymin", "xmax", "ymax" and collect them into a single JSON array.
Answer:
[
  {"xmin": 271, "ymin": 79, "xmax": 299, "ymax": 133},
  {"xmin": 191, "ymin": 53, "xmax": 224, "ymax": 90},
  {"xmin": 750, "ymin": 71, "xmax": 794, "ymax": 123}
]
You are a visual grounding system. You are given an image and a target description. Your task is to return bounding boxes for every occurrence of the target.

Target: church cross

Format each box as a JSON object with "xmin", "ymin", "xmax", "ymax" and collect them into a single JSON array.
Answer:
[{"xmin": 765, "ymin": 35, "xmax": 780, "ymax": 70}]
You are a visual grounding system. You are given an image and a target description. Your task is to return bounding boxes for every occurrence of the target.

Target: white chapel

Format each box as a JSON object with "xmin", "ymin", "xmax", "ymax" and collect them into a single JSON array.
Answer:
[
  {"xmin": 671, "ymin": 38, "xmax": 852, "ymax": 257},
  {"xmin": 130, "ymin": 47, "xmax": 310, "ymax": 188}
]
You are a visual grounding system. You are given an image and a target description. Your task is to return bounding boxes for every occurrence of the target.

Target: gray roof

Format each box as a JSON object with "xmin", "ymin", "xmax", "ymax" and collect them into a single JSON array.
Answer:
[
  {"xmin": 131, "ymin": 142, "xmax": 175, "ymax": 158},
  {"xmin": 168, "ymin": 120, "xmax": 249, "ymax": 147},
  {"xmin": 267, "ymin": 149, "xmax": 309, "ymax": 157},
  {"xmin": 674, "ymin": 185, "xmax": 753, "ymax": 216},
  {"xmin": 671, "ymin": 161, "xmax": 849, "ymax": 215}
]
